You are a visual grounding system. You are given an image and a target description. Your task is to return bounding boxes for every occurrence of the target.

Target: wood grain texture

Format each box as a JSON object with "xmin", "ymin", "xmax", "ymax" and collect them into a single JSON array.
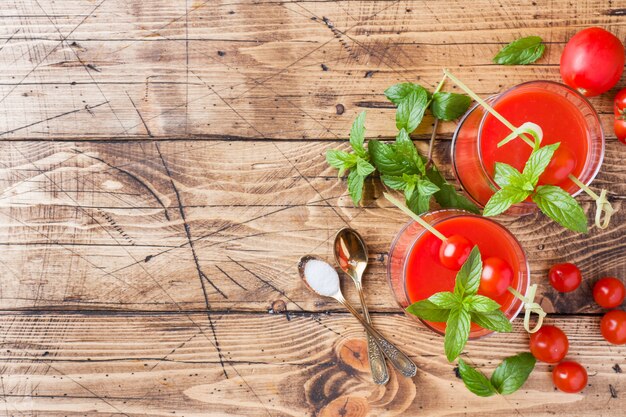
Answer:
[
  {"xmin": 1, "ymin": 1, "xmax": 625, "ymax": 416},
  {"xmin": 0, "ymin": 140, "xmax": 623, "ymax": 315},
  {"xmin": 0, "ymin": 312, "xmax": 624, "ymax": 417}
]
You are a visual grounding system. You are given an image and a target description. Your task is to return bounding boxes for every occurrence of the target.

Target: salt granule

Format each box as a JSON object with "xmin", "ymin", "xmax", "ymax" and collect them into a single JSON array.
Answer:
[{"xmin": 304, "ymin": 260, "xmax": 340, "ymax": 297}]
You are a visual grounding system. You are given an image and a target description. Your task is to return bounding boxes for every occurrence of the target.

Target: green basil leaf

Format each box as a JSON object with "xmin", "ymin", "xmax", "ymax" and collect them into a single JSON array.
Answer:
[
  {"xmin": 417, "ymin": 178, "xmax": 439, "ymax": 196},
  {"xmin": 444, "ymin": 306, "xmax": 471, "ymax": 362},
  {"xmin": 494, "ymin": 162, "xmax": 532, "ymax": 191},
  {"xmin": 532, "ymin": 185, "xmax": 588, "ymax": 233},
  {"xmin": 464, "ymin": 294, "xmax": 501, "ymax": 312},
  {"xmin": 349, "ymin": 111, "xmax": 368, "ymax": 158},
  {"xmin": 356, "ymin": 158, "xmax": 375, "ymax": 177},
  {"xmin": 369, "ymin": 140, "xmax": 406, "ymax": 176},
  {"xmin": 483, "ymin": 186, "xmax": 531, "ymax": 217},
  {"xmin": 425, "ymin": 165, "xmax": 480, "ymax": 214},
  {"xmin": 406, "ymin": 299, "xmax": 450, "ymax": 322},
  {"xmin": 458, "ymin": 359, "xmax": 497, "ymax": 397},
  {"xmin": 381, "ymin": 175, "xmax": 406, "ymax": 190},
  {"xmin": 326, "ymin": 149, "xmax": 356, "ymax": 170},
  {"xmin": 454, "ymin": 246, "xmax": 482, "ymax": 297},
  {"xmin": 396, "ymin": 87, "xmax": 429, "ymax": 133},
  {"xmin": 470, "ymin": 311, "xmax": 513, "ymax": 333},
  {"xmin": 431, "ymin": 92, "xmax": 472, "ymax": 121},
  {"xmin": 490, "ymin": 352, "xmax": 536, "ymax": 395},
  {"xmin": 347, "ymin": 170, "xmax": 364, "ymax": 206},
  {"xmin": 406, "ymin": 190, "xmax": 431, "ymax": 214},
  {"xmin": 493, "ymin": 36, "xmax": 545, "ymax": 65},
  {"xmin": 523, "ymin": 143, "xmax": 560, "ymax": 186},
  {"xmin": 384, "ymin": 83, "xmax": 426, "ymax": 105},
  {"xmin": 428, "ymin": 291, "xmax": 461, "ymax": 309}
]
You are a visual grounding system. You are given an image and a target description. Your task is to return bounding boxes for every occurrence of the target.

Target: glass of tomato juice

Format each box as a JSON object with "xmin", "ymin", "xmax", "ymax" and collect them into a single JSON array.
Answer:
[
  {"xmin": 387, "ymin": 210, "xmax": 529, "ymax": 338},
  {"xmin": 451, "ymin": 81, "xmax": 604, "ymax": 214}
]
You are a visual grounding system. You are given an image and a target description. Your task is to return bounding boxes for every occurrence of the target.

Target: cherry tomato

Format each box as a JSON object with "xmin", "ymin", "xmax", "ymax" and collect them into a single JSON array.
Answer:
[
  {"xmin": 614, "ymin": 88, "xmax": 626, "ymax": 144},
  {"xmin": 529, "ymin": 325, "xmax": 569, "ymax": 363},
  {"xmin": 560, "ymin": 27, "xmax": 625, "ymax": 97},
  {"xmin": 439, "ymin": 235, "xmax": 472, "ymax": 270},
  {"xmin": 552, "ymin": 361, "xmax": 588, "ymax": 393},
  {"xmin": 614, "ymin": 119, "xmax": 626, "ymax": 145},
  {"xmin": 548, "ymin": 263, "xmax": 582, "ymax": 293},
  {"xmin": 593, "ymin": 277, "xmax": 626, "ymax": 309},
  {"xmin": 478, "ymin": 257, "xmax": 513, "ymax": 297},
  {"xmin": 537, "ymin": 146, "xmax": 577, "ymax": 186},
  {"xmin": 600, "ymin": 310, "xmax": 626, "ymax": 345}
]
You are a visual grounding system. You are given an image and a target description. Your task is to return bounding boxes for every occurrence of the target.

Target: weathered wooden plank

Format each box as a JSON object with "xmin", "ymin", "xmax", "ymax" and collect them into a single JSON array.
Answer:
[
  {"xmin": 0, "ymin": 0, "xmax": 623, "ymax": 140},
  {"xmin": 0, "ymin": 312, "xmax": 623, "ymax": 416},
  {"xmin": 0, "ymin": 140, "xmax": 622, "ymax": 313}
]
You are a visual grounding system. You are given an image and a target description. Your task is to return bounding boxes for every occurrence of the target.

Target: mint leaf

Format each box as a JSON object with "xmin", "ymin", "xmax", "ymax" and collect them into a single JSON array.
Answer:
[
  {"xmin": 406, "ymin": 299, "xmax": 451, "ymax": 322},
  {"xmin": 417, "ymin": 178, "xmax": 439, "ymax": 195},
  {"xmin": 483, "ymin": 186, "xmax": 531, "ymax": 216},
  {"xmin": 429, "ymin": 292, "xmax": 461, "ymax": 309},
  {"xmin": 490, "ymin": 352, "xmax": 536, "ymax": 395},
  {"xmin": 356, "ymin": 158, "xmax": 375, "ymax": 176},
  {"xmin": 470, "ymin": 311, "xmax": 512, "ymax": 333},
  {"xmin": 532, "ymin": 185, "xmax": 588, "ymax": 233},
  {"xmin": 347, "ymin": 170, "xmax": 365, "ymax": 206},
  {"xmin": 425, "ymin": 165, "xmax": 480, "ymax": 214},
  {"xmin": 384, "ymin": 83, "xmax": 428, "ymax": 105},
  {"xmin": 458, "ymin": 359, "xmax": 497, "ymax": 397},
  {"xmin": 494, "ymin": 162, "xmax": 532, "ymax": 191},
  {"xmin": 406, "ymin": 190, "xmax": 431, "ymax": 214},
  {"xmin": 369, "ymin": 140, "xmax": 406, "ymax": 176},
  {"xmin": 431, "ymin": 92, "xmax": 471, "ymax": 121},
  {"xmin": 464, "ymin": 294, "xmax": 501, "ymax": 312},
  {"xmin": 381, "ymin": 175, "xmax": 406, "ymax": 190},
  {"xmin": 454, "ymin": 246, "xmax": 482, "ymax": 297},
  {"xmin": 523, "ymin": 143, "xmax": 560, "ymax": 186},
  {"xmin": 326, "ymin": 149, "xmax": 356, "ymax": 170},
  {"xmin": 396, "ymin": 87, "xmax": 428, "ymax": 133},
  {"xmin": 444, "ymin": 306, "xmax": 471, "ymax": 362},
  {"xmin": 493, "ymin": 36, "xmax": 545, "ymax": 65},
  {"xmin": 395, "ymin": 129, "xmax": 425, "ymax": 174},
  {"xmin": 349, "ymin": 111, "xmax": 367, "ymax": 158}
]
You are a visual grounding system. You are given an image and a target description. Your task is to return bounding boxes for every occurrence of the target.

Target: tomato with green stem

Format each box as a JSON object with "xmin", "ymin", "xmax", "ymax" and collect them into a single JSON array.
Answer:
[
  {"xmin": 529, "ymin": 325, "xmax": 569, "ymax": 363},
  {"xmin": 600, "ymin": 310, "xmax": 626, "ymax": 345},
  {"xmin": 478, "ymin": 257, "xmax": 513, "ymax": 297},
  {"xmin": 438, "ymin": 235, "xmax": 472, "ymax": 270},
  {"xmin": 548, "ymin": 263, "xmax": 582, "ymax": 293},
  {"xmin": 593, "ymin": 277, "xmax": 625, "ymax": 309},
  {"xmin": 553, "ymin": 361, "xmax": 588, "ymax": 393}
]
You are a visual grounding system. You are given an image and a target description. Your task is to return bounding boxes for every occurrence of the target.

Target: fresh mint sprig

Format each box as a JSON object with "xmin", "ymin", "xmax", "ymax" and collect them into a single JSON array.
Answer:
[
  {"xmin": 493, "ymin": 36, "xmax": 545, "ymax": 65},
  {"xmin": 406, "ymin": 246, "xmax": 512, "ymax": 362},
  {"xmin": 458, "ymin": 353, "xmax": 536, "ymax": 397},
  {"xmin": 326, "ymin": 78, "xmax": 478, "ymax": 214}
]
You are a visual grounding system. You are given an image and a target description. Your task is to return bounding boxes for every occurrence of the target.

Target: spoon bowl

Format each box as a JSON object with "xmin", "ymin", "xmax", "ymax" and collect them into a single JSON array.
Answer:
[{"xmin": 334, "ymin": 228, "xmax": 368, "ymax": 284}]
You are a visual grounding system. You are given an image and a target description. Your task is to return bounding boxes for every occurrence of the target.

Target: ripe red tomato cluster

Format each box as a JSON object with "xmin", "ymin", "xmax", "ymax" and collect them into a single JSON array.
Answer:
[{"xmin": 538, "ymin": 263, "xmax": 625, "ymax": 393}]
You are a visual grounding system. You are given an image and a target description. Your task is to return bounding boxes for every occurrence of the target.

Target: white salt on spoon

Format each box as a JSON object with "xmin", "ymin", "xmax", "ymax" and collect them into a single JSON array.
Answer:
[{"xmin": 302, "ymin": 258, "xmax": 340, "ymax": 297}]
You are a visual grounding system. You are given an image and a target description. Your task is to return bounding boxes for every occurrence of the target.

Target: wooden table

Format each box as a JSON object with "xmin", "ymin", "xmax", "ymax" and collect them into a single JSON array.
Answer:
[{"xmin": 0, "ymin": 1, "xmax": 624, "ymax": 416}]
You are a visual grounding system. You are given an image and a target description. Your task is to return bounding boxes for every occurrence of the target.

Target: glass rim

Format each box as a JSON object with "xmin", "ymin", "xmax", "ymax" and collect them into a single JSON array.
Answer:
[{"xmin": 390, "ymin": 209, "xmax": 530, "ymax": 339}]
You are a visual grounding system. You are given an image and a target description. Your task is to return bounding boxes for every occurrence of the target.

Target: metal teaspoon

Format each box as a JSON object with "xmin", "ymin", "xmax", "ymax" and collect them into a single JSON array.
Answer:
[
  {"xmin": 298, "ymin": 255, "xmax": 417, "ymax": 378},
  {"xmin": 333, "ymin": 228, "xmax": 389, "ymax": 385}
]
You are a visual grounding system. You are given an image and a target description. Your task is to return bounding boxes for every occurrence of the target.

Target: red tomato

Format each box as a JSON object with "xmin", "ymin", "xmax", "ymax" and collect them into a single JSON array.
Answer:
[
  {"xmin": 600, "ymin": 310, "xmax": 626, "ymax": 345},
  {"xmin": 478, "ymin": 257, "xmax": 513, "ymax": 297},
  {"xmin": 593, "ymin": 277, "xmax": 626, "ymax": 309},
  {"xmin": 548, "ymin": 263, "xmax": 582, "ymax": 293},
  {"xmin": 560, "ymin": 27, "xmax": 625, "ymax": 97},
  {"xmin": 553, "ymin": 361, "xmax": 588, "ymax": 393},
  {"xmin": 439, "ymin": 235, "xmax": 472, "ymax": 270},
  {"xmin": 529, "ymin": 325, "xmax": 569, "ymax": 363},
  {"xmin": 614, "ymin": 88, "xmax": 626, "ymax": 144},
  {"xmin": 537, "ymin": 146, "xmax": 577, "ymax": 186}
]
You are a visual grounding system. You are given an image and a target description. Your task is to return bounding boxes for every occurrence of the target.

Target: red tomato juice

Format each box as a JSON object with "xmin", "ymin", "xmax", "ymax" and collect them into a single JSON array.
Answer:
[
  {"xmin": 480, "ymin": 86, "xmax": 589, "ymax": 190},
  {"xmin": 405, "ymin": 216, "xmax": 524, "ymax": 333}
]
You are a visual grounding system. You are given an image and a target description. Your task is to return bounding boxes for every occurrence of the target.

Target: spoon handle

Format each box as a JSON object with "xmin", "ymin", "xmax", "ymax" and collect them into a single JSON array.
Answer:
[
  {"xmin": 338, "ymin": 296, "xmax": 417, "ymax": 378},
  {"xmin": 355, "ymin": 285, "xmax": 389, "ymax": 385}
]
